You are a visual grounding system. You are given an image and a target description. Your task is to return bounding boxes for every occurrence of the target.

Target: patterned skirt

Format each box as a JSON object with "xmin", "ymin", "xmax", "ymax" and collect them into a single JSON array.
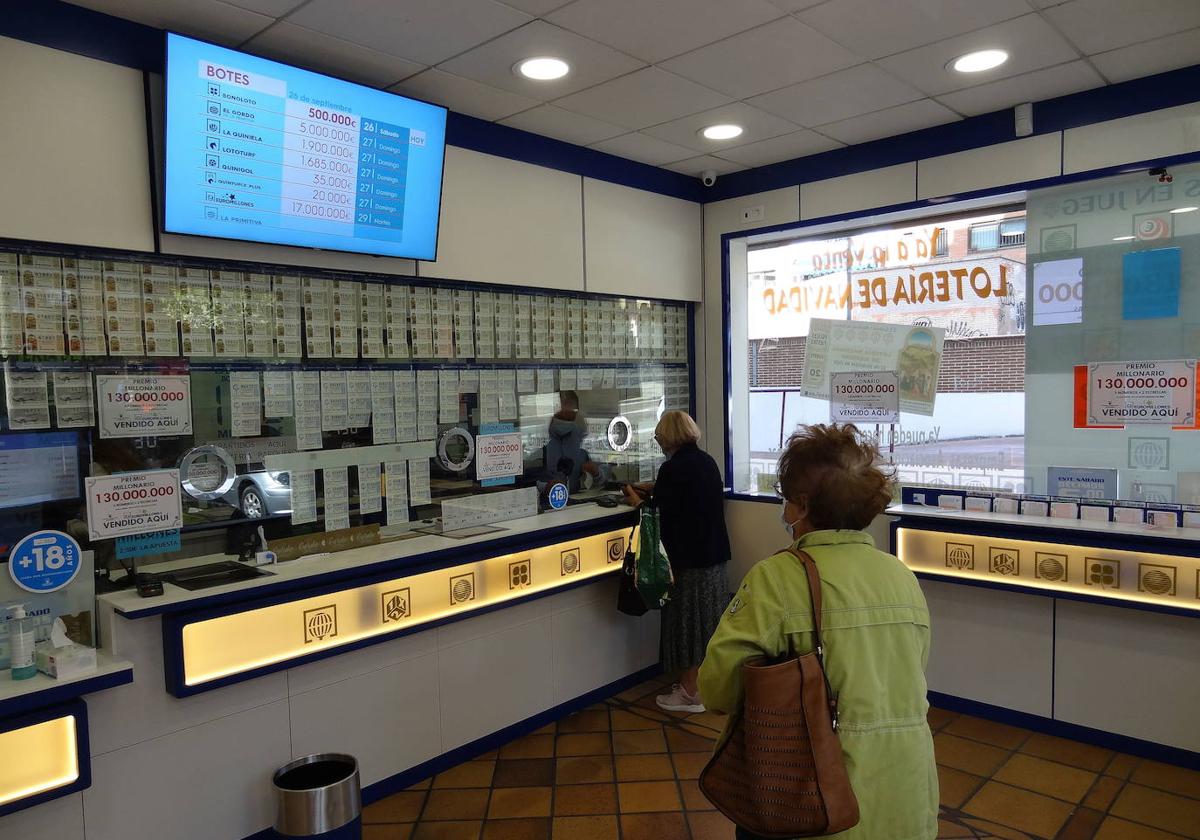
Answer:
[{"xmin": 660, "ymin": 563, "xmax": 730, "ymax": 674}]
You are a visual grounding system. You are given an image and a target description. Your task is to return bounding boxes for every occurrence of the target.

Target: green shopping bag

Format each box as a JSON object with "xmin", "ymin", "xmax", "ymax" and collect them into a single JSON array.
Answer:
[{"xmin": 635, "ymin": 500, "xmax": 673, "ymax": 609}]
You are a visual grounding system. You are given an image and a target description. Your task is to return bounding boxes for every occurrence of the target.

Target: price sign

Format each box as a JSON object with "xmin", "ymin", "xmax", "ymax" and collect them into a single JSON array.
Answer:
[
  {"xmin": 85, "ymin": 469, "xmax": 183, "ymax": 540},
  {"xmin": 1087, "ymin": 360, "xmax": 1196, "ymax": 426},
  {"xmin": 8, "ymin": 530, "xmax": 83, "ymax": 593},
  {"xmin": 830, "ymin": 371, "xmax": 900, "ymax": 424},
  {"xmin": 97, "ymin": 375, "xmax": 192, "ymax": 438},
  {"xmin": 477, "ymin": 423, "xmax": 521, "ymax": 486}
]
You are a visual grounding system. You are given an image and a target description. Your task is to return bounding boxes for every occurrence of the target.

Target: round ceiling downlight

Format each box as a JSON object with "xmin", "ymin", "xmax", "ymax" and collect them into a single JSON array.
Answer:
[
  {"xmin": 514, "ymin": 57, "xmax": 570, "ymax": 80},
  {"xmin": 700, "ymin": 124, "xmax": 743, "ymax": 141},
  {"xmin": 948, "ymin": 49, "xmax": 1008, "ymax": 73}
]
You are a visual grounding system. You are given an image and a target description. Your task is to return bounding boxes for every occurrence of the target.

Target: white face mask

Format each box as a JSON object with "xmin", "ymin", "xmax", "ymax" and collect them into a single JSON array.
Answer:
[{"xmin": 780, "ymin": 505, "xmax": 801, "ymax": 538}]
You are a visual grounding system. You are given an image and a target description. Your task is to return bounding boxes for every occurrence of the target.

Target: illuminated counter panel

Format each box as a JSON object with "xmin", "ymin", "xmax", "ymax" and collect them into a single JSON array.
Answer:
[
  {"xmin": 0, "ymin": 699, "xmax": 90, "ymax": 818},
  {"xmin": 895, "ymin": 521, "xmax": 1200, "ymax": 616},
  {"xmin": 163, "ymin": 527, "xmax": 630, "ymax": 696}
]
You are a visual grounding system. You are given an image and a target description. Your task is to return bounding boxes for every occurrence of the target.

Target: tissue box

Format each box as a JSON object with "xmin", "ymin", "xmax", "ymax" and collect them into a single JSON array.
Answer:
[{"xmin": 36, "ymin": 643, "xmax": 98, "ymax": 679}]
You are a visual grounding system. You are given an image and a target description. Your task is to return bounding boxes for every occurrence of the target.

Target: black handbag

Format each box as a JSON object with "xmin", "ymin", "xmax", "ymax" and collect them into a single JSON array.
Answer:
[{"xmin": 617, "ymin": 522, "xmax": 648, "ymax": 617}]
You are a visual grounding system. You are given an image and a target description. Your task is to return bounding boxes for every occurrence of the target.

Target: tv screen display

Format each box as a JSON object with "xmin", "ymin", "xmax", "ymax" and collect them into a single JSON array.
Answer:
[
  {"xmin": 164, "ymin": 33, "xmax": 447, "ymax": 260},
  {"xmin": 0, "ymin": 431, "xmax": 81, "ymax": 510}
]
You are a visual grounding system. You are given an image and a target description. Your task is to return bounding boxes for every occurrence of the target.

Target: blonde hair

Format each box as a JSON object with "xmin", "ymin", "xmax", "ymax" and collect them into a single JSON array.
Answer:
[{"xmin": 655, "ymin": 410, "xmax": 701, "ymax": 451}]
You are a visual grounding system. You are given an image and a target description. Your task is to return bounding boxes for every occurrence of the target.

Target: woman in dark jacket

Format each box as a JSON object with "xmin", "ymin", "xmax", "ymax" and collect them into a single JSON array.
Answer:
[{"xmin": 624, "ymin": 410, "xmax": 730, "ymax": 712}]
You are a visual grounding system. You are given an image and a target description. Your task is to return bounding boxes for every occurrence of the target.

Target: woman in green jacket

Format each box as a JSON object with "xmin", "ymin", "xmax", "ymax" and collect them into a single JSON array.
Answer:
[{"xmin": 698, "ymin": 424, "xmax": 938, "ymax": 840}]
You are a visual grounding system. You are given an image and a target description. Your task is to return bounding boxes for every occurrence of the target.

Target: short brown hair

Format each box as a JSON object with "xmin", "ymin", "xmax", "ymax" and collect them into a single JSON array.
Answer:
[
  {"xmin": 655, "ymin": 410, "xmax": 701, "ymax": 450},
  {"xmin": 777, "ymin": 423, "xmax": 893, "ymax": 530}
]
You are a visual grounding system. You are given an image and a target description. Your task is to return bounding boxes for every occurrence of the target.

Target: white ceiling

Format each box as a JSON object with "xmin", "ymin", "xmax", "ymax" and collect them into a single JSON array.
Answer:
[{"xmin": 68, "ymin": 0, "xmax": 1200, "ymax": 178}]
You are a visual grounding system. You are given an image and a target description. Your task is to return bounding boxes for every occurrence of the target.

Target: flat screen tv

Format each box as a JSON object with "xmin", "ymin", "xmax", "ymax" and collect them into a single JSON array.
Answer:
[{"xmin": 164, "ymin": 33, "xmax": 447, "ymax": 260}]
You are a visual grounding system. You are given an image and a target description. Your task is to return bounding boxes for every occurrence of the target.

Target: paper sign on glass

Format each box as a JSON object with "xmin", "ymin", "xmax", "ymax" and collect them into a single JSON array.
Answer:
[
  {"xmin": 86, "ymin": 468, "xmax": 183, "ymax": 540},
  {"xmin": 96, "ymin": 375, "xmax": 192, "ymax": 438},
  {"xmin": 829, "ymin": 371, "xmax": 899, "ymax": 423},
  {"xmin": 1086, "ymin": 360, "xmax": 1195, "ymax": 426}
]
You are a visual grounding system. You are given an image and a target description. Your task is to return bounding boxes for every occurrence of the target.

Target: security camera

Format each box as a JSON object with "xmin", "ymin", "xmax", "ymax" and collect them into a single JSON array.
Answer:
[
  {"xmin": 1150, "ymin": 167, "xmax": 1173, "ymax": 184},
  {"xmin": 701, "ymin": 169, "xmax": 718, "ymax": 187}
]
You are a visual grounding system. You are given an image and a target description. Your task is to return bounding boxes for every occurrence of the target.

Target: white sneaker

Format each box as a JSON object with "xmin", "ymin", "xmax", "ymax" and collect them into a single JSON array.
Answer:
[{"xmin": 656, "ymin": 683, "xmax": 705, "ymax": 713}]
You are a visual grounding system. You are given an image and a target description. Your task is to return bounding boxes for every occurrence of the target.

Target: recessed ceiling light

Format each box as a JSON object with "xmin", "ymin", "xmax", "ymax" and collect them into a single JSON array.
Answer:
[
  {"xmin": 514, "ymin": 57, "xmax": 569, "ymax": 81},
  {"xmin": 1171, "ymin": 206, "xmax": 1198, "ymax": 214},
  {"xmin": 700, "ymin": 124, "xmax": 743, "ymax": 141},
  {"xmin": 1112, "ymin": 235, "xmax": 1136, "ymax": 241},
  {"xmin": 948, "ymin": 49, "xmax": 1008, "ymax": 73}
]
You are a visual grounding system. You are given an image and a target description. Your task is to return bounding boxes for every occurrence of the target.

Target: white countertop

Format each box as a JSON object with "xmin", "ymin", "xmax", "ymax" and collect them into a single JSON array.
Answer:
[
  {"xmin": 99, "ymin": 503, "xmax": 634, "ymax": 616},
  {"xmin": 888, "ymin": 504, "xmax": 1200, "ymax": 542},
  {"xmin": 0, "ymin": 651, "xmax": 133, "ymax": 708}
]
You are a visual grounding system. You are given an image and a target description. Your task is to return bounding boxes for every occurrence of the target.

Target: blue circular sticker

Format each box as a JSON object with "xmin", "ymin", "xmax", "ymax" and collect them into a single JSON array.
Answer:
[
  {"xmin": 8, "ymin": 530, "xmax": 83, "ymax": 594},
  {"xmin": 548, "ymin": 483, "xmax": 569, "ymax": 510}
]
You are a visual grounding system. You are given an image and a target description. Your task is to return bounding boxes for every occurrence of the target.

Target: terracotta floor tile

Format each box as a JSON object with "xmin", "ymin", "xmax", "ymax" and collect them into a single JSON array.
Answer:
[
  {"xmin": 993, "ymin": 753, "xmax": 1097, "ymax": 803},
  {"xmin": 672, "ymin": 752, "xmax": 710, "ymax": 780},
  {"xmin": 366, "ymin": 825, "xmax": 415, "ymax": 840},
  {"xmin": 612, "ymin": 729, "xmax": 668, "ymax": 755},
  {"xmin": 493, "ymin": 759, "xmax": 556, "ymax": 788},
  {"xmin": 615, "ymin": 754, "xmax": 675, "ymax": 782},
  {"xmin": 553, "ymin": 783, "xmax": 618, "ymax": 816},
  {"xmin": 934, "ymin": 732, "xmax": 1011, "ymax": 777},
  {"xmin": 435, "ymin": 761, "xmax": 497, "ymax": 789},
  {"xmin": 963, "ymin": 781, "xmax": 1073, "ymax": 838},
  {"xmin": 481, "ymin": 818, "xmax": 551, "ymax": 840},
  {"xmin": 665, "ymin": 727, "xmax": 715, "ymax": 753},
  {"xmin": 556, "ymin": 756, "xmax": 615, "ymax": 786},
  {"xmin": 1106, "ymin": 753, "xmax": 1140, "ymax": 780},
  {"xmin": 957, "ymin": 816, "xmax": 1037, "ymax": 840},
  {"xmin": 1095, "ymin": 816, "xmax": 1189, "ymax": 839},
  {"xmin": 679, "ymin": 778, "xmax": 715, "ymax": 810},
  {"xmin": 1111, "ymin": 783, "xmax": 1200, "ymax": 838},
  {"xmin": 1132, "ymin": 760, "xmax": 1200, "ymax": 800},
  {"xmin": 488, "ymin": 788, "xmax": 554, "ymax": 820},
  {"xmin": 944, "ymin": 715, "xmax": 1030, "ymax": 750},
  {"xmin": 408, "ymin": 778, "xmax": 434, "ymax": 791},
  {"xmin": 585, "ymin": 704, "xmax": 609, "ymax": 713},
  {"xmin": 1084, "ymin": 775, "xmax": 1125, "ymax": 811},
  {"xmin": 687, "ymin": 711, "xmax": 726, "ymax": 733},
  {"xmin": 928, "ymin": 707, "xmax": 958, "ymax": 732},
  {"xmin": 686, "ymin": 811, "xmax": 736, "ymax": 840},
  {"xmin": 937, "ymin": 765, "xmax": 984, "ymax": 809},
  {"xmin": 936, "ymin": 817, "xmax": 976, "ymax": 838},
  {"xmin": 620, "ymin": 812, "xmax": 690, "ymax": 840},
  {"xmin": 617, "ymin": 781, "xmax": 682, "ymax": 813},
  {"xmin": 500, "ymin": 735, "xmax": 556, "ymax": 760},
  {"xmin": 610, "ymin": 710, "xmax": 661, "ymax": 731},
  {"xmin": 614, "ymin": 680, "xmax": 661, "ymax": 703},
  {"xmin": 412, "ymin": 821, "xmax": 483, "ymax": 840},
  {"xmin": 1056, "ymin": 807, "xmax": 1105, "ymax": 840},
  {"xmin": 680, "ymin": 724, "xmax": 720, "ymax": 742},
  {"xmin": 1019, "ymin": 731, "xmax": 1113, "ymax": 773},
  {"xmin": 424, "ymin": 789, "xmax": 491, "ymax": 821},
  {"xmin": 556, "ymin": 733, "xmax": 613, "ymax": 757},
  {"xmin": 533, "ymin": 723, "xmax": 557, "ymax": 736},
  {"xmin": 551, "ymin": 815, "xmax": 619, "ymax": 840},
  {"xmin": 365, "ymin": 791, "xmax": 427, "ymax": 823},
  {"xmin": 558, "ymin": 711, "xmax": 611, "ymax": 734}
]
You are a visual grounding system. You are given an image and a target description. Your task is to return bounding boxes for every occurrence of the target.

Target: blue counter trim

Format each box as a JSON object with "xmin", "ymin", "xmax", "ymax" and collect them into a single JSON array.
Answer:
[
  {"xmin": 161, "ymin": 565, "xmax": 624, "ymax": 697},
  {"xmin": 121, "ymin": 510, "xmax": 634, "ymax": 620},
  {"xmin": 242, "ymin": 663, "xmax": 661, "ymax": 839},
  {"xmin": 0, "ymin": 698, "xmax": 92, "ymax": 818},
  {"xmin": 929, "ymin": 691, "xmax": 1200, "ymax": 772},
  {"xmin": 0, "ymin": 665, "xmax": 133, "ymax": 720}
]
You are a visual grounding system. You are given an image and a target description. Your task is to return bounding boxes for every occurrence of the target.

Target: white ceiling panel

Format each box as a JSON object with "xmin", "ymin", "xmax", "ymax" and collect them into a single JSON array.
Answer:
[
  {"xmin": 552, "ymin": 67, "xmax": 730, "ymax": 131},
  {"xmin": 877, "ymin": 14, "xmax": 1081, "ymax": 97},
  {"xmin": 660, "ymin": 17, "xmax": 860, "ymax": 99},
  {"xmin": 816, "ymin": 98, "xmax": 959, "ymax": 145},
  {"xmin": 797, "ymin": 0, "xmax": 1032, "ymax": 60},
  {"xmin": 766, "ymin": 0, "xmax": 827, "ymax": 11},
  {"xmin": 588, "ymin": 132, "xmax": 700, "ymax": 166},
  {"xmin": 499, "ymin": 104, "xmax": 626, "ymax": 145},
  {"xmin": 545, "ymin": 0, "xmax": 783, "ymax": 64},
  {"xmin": 287, "ymin": 0, "xmax": 531, "ymax": 66},
  {"xmin": 67, "ymin": 0, "xmax": 273, "ymax": 45},
  {"xmin": 495, "ymin": 0, "xmax": 574, "ymax": 14},
  {"xmin": 936, "ymin": 60, "xmax": 1103, "ymax": 116},
  {"xmin": 747, "ymin": 63, "xmax": 923, "ymax": 127},
  {"xmin": 1090, "ymin": 28, "xmax": 1200, "ymax": 84},
  {"xmin": 641, "ymin": 101, "xmax": 799, "ymax": 154},
  {"xmin": 1042, "ymin": 0, "xmax": 1200, "ymax": 56},
  {"xmin": 244, "ymin": 23, "xmax": 424, "ymax": 87},
  {"xmin": 227, "ymin": 0, "xmax": 305, "ymax": 16},
  {"xmin": 663, "ymin": 156, "xmax": 748, "ymax": 177},
  {"xmin": 390, "ymin": 69, "xmax": 541, "ymax": 121},
  {"xmin": 437, "ymin": 20, "xmax": 644, "ymax": 99},
  {"xmin": 717, "ymin": 130, "xmax": 843, "ymax": 167}
]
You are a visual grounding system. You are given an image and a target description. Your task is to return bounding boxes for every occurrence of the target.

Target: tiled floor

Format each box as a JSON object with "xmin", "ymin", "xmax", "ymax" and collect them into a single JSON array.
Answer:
[{"xmin": 363, "ymin": 676, "xmax": 1200, "ymax": 840}]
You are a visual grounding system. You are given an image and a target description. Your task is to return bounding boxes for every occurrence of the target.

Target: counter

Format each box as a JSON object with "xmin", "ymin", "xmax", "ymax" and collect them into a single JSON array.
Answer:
[{"xmin": 891, "ymin": 504, "xmax": 1200, "ymax": 768}]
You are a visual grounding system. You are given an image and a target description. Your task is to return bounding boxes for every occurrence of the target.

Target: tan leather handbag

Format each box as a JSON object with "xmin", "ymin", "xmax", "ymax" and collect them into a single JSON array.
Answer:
[{"xmin": 698, "ymin": 548, "xmax": 860, "ymax": 838}]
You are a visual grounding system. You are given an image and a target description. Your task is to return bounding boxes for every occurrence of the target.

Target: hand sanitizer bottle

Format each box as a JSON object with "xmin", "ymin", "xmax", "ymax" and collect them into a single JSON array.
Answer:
[{"xmin": 9, "ymin": 604, "xmax": 37, "ymax": 680}]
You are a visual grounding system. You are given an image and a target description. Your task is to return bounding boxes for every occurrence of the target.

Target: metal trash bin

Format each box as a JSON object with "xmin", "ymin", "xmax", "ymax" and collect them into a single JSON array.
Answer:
[{"xmin": 272, "ymin": 753, "xmax": 362, "ymax": 839}]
